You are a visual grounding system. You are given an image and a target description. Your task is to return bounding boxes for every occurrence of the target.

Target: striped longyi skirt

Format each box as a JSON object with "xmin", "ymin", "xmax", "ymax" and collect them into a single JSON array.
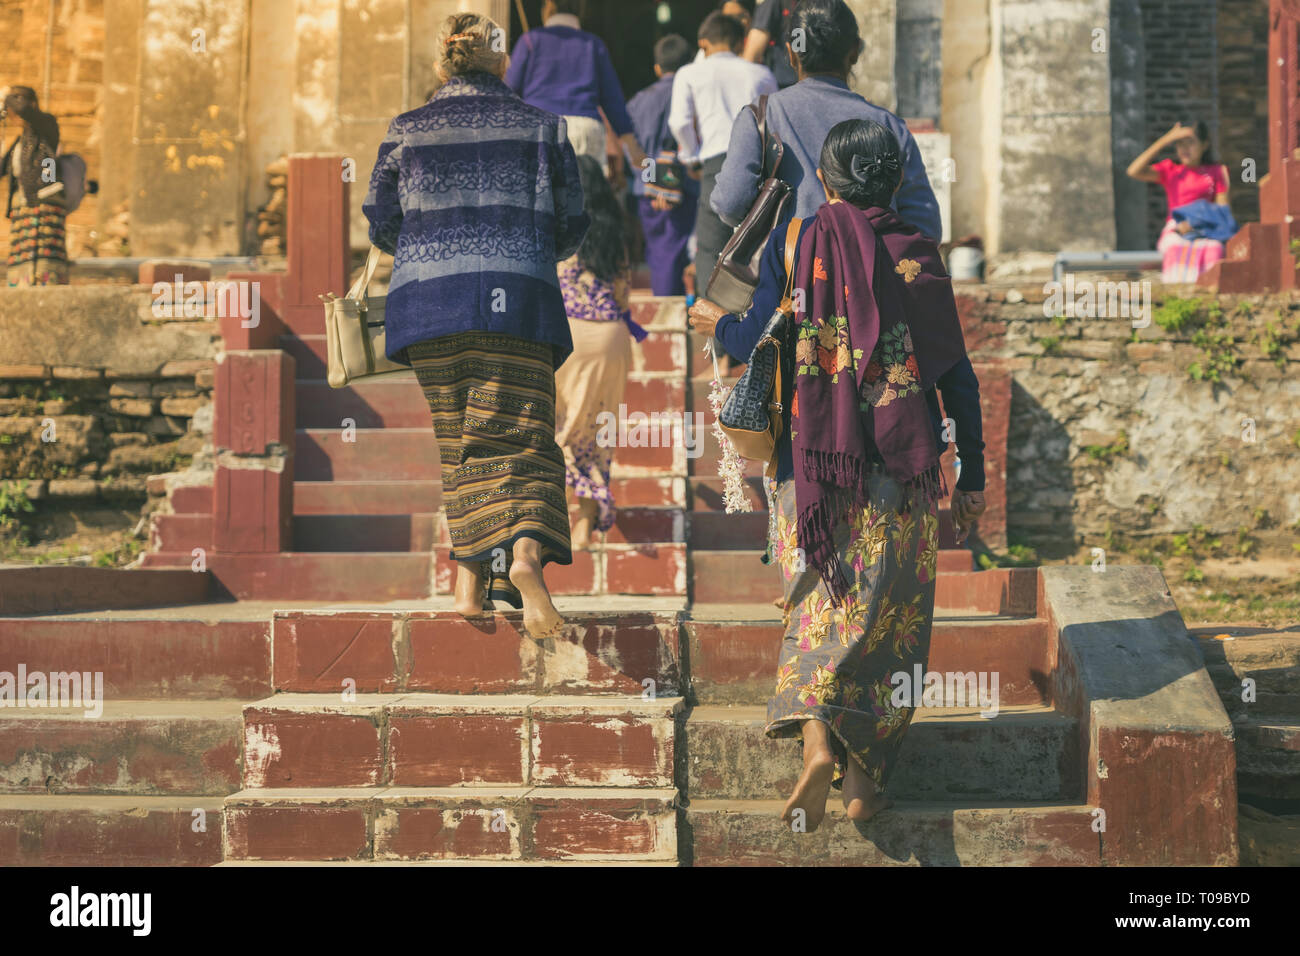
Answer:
[
  {"xmin": 407, "ymin": 332, "xmax": 572, "ymax": 609},
  {"xmin": 7, "ymin": 201, "xmax": 68, "ymax": 287}
]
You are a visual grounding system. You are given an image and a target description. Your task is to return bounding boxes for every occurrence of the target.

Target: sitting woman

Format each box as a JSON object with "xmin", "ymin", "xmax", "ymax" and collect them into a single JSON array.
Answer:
[
  {"xmin": 554, "ymin": 155, "xmax": 648, "ymax": 548},
  {"xmin": 1127, "ymin": 121, "xmax": 1233, "ymax": 284},
  {"xmin": 688, "ymin": 119, "xmax": 987, "ymax": 830}
]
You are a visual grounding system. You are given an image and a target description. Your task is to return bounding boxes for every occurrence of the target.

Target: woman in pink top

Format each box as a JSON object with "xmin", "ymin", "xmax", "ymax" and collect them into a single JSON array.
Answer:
[{"xmin": 1127, "ymin": 121, "xmax": 1231, "ymax": 283}]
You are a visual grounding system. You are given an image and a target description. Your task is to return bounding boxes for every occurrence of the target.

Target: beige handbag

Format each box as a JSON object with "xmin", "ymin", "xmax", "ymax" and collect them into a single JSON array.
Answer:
[{"xmin": 319, "ymin": 246, "xmax": 412, "ymax": 388}]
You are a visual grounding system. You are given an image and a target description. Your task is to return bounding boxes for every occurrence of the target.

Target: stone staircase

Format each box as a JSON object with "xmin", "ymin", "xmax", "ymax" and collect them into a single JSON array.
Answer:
[{"xmin": 0, "ymin": 157, "xmax": 1237, "ymax": 865}]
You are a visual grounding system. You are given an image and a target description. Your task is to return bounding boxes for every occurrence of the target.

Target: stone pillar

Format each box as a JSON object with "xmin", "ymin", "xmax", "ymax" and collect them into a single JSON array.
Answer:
[
  {"xmin": 994, "ymin": 0, "xmax": 1116, "ymax": 254},
  {"xmin": 212, "ymin": 351, "xmax": 295, "ymax": 554},
  {"xmin": 1109, "ymin": 0, "xmax": 1149, "ymax": 250},
  {"xmin": 940, "ymin": 0, "xmax": 992, "ymax": 244},
  {"xmin": 844, "ymin": 0, "xmax": 898, "ymax": 111},
  {"xmin": 128, "ymin": 0, "xmax": 250, "ymax": 257}
]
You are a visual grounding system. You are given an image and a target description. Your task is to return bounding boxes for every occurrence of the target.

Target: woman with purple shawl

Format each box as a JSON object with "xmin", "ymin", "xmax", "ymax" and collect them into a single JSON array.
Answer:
[{"xmin": 690, "ymin": 120, "xmax": 987, "ymax": 830}]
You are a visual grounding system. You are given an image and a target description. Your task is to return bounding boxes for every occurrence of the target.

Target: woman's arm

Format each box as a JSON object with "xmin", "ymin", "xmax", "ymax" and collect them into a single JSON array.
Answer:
[
  {"xmin": 362, "ymin": 117, "xmax": 405, "ymax": 255},
  {"xmin": 935, "ymin": 357, "xmax": 986, "ymax": 492},
  {"xmin": 688, "ymin": 220, "xmax": 793, "ymax": 363},
  {"xmin": 1127, "ymin": 123, "xmax": 1190, "ymax": 183},
  {"xmin": 1215, "ymin": 164, "xmax": 1231, "ymax": 206},
  {"xmin": 710, "ymin": 106, "xmax": 764, "ymax": 227}
]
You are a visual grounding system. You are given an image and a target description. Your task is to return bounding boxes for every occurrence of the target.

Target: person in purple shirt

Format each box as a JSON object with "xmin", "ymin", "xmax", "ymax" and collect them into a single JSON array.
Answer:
[
  {"xmin": 505, "ymin": 0, "xmax": 647, "ymax": 175},
  {"xmin": 626, "ymin": 35, "xmax": 699, "ymax": 296}
]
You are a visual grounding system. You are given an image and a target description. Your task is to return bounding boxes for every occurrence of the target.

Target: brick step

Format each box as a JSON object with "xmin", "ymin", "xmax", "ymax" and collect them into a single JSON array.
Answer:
[
  {"xmin": 690, "ymin": 549, "xmax": 973, "ymax": 602},
  {"xmin": 273, "ymin": 610, "xmax": 684, "ymax": 697},
  {"xmin": 0, "ymin": 700, "xmax": 243, "ymax": 795},
  {"xmin": 682, "ymin": 799, "xmax": 1100, "ymax": 866},
  {"xmin": 140, "ymin": 551, "xmax": 434, "ymax": 601},
  {"xmin": 0, "ymin": 795, "xmax": 225, "ymax": 865},
  {"xmin": 684, "ymin": 704, "xmax": 1079, "ymax": 802},
  {"xmin": 294, "ymin": 374, "xmax": 688, "ymax": 431},
  {"xmin": 283, "ymin": 331, "xmax": 689, "ymax": 382},
  {"xmin": 0, "ymin": 615, "xmax": 271, "ymax": 699},
  {"xmin": 223, "ymin": 785, "xmax": 678, "ymax": 862},
  {"xmin": 241, "ymin": 693, "xmax": 682, "ymax": 790},
  {"xmin": 684, "ymin": 611, "xmax": 1051, "ymax": 706}
]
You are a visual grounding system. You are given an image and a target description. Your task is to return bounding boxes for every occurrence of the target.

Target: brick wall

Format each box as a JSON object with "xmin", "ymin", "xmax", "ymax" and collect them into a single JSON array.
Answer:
[
  {"xmin": 0, "ymin": 0, "xmax": 106, "ymax": 259},
  {"xmin": 1217, "ymin": 0, "xmax": 1270, "ymax": 227},
  {"xmin": 1135, "ymin": 0, "xmax": 1220, "ymax": 245}
]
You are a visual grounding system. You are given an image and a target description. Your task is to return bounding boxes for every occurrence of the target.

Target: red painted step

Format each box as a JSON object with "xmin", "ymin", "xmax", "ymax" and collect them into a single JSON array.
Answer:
[
  {"xmin": 294, "ymin": 479, "xmax": 441, "ymax": 515},
  {"xmin": 223, "ymin": 786, "xmax": 677, "ymax": 862},
  {"xmin": 0, "ymin": 796, "xmax": 225, "ymax": 865},
  {"xmin": 0, "ymin": 616, "xmax": 271, "ymax": 699},
  {"xmin": 296, "ymin": 429, "xmax": 439, "ymax": 482},
  {"xmin": 293, "ymin": 513, "xmax": 438, "ymax": 552},
  {"xmin": 272, "ymin": 610, "xmax": 683, "ymax": 697},
  {"xmin": 240, "ymin": 694, "xmax": 680, "ymax": 789},
  {"xmin": 684, "ymin": 611, "xmax": 1052, "ymax": 706}
]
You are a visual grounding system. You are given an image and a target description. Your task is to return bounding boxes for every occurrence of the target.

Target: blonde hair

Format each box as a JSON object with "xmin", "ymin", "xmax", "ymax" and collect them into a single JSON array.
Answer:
[{"xmin": 438, "ymin": 13, "xmax": 507, "ymax": 78}]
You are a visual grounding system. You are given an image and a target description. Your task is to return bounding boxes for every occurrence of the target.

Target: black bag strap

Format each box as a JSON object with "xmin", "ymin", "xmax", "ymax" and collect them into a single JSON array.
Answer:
[{"xmin": 749, "ymin": 94, "xmax": 784, "ymax": 181}]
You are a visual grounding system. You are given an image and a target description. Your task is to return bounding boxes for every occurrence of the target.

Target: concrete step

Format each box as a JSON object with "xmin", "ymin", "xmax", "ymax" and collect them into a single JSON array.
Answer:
[
  {"xmin": 0, "ymin": 700, "xmax": 243, "ymax": 796},
  {"xmin": 0, "ymin": 794, "xmax": 225, "ymax": 865},
  {"xmin": 683, "ymin": 609, "xmax": 1051, "ymax": 706},
  {"xmin": 683, "ymin": 704, "xmax": 1079, "ymax": 802},
  {"xmin": 241, "ymin": 693, "xmax": 682, "ymax": 790},
  {"xmin": 294, "ymin": 480, "xmax": 441, "ymax": 515},
  {"xmin": 682, "ymin": 799, "xmax": 1100, "ymax": 866},
  {"xmin": 223, "ymin": 785, "xmax": 678, "ymax": 862},
  {"xmin": 272, "ymin": 609, "xmax": 684, "ymax": 698},
  {"xmin": 293, "ymin": 513, "xmax": 438, "ymax": 552},
  {"xmin": 1232, "ymin": 713, "xmax": 1300, "ymax": 802},
  {"xmin": 0, "ymin": 615, "xmax": 272, "ymax": 700}
]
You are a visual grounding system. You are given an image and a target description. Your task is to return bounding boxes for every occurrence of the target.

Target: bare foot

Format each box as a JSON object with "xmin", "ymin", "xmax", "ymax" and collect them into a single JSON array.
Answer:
[
  {"xmin": 771, "ymin": 595, "xmax": 784, "ymax": 609},
  {"xmin": 843, "ymin": 754, "xmax": 894, "ymax": 822},
  {"xmin": 453, "ymin": 562, "xmax": 489, "ymax": 618},
  {"xmin": 509, "ymin": 541, "xmax": 564, "ymax": 639},
  {"xmin": 780, "ymin": 721, "xmax": 835, "ymax": 833}
]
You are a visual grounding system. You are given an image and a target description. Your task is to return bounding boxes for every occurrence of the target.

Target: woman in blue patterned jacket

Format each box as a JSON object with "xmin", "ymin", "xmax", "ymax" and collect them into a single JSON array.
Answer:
[{"xmin": 363, "ymin": 11, "xmax": 590, "ymax": 639}]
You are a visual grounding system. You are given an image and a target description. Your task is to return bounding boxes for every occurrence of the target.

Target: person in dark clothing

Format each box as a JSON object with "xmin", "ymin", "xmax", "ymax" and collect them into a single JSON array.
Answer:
[
  {"xmin": 742, "ymin": 0, "xmax": 799, "ymax": 89},
  {"xmin": 1, "ymin": 85, "xmax": 68, "ymax": 286},
  {"xmin": 626, "ymin": 35, "xmax": 699, "ymax": 296},
  {"xmin": 688, "ymin": 119, "xmax": 985, "ymax": 831}
]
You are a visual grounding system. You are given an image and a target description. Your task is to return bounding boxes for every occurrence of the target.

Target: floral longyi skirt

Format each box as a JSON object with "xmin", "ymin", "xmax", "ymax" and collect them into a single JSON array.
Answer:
[{"xmin": 765, "ymin": 474, "xmax": 939, "ymax": 792}]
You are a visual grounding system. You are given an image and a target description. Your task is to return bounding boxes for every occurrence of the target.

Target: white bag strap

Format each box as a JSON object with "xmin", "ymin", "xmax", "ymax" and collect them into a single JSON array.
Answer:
[{"xmin": 346, "ymin": 246, "xmax": 384, "ymax": 303}]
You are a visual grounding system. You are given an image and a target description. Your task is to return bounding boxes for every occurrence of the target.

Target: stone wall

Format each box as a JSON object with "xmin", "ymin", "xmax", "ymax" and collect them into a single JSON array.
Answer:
[
  {"xmin": 0, "ymin": 285, "xmax": 218, "ymax": 512},
  {"xmin": 958, "ymin": 285, "xmax": 1300, "ymax": 557}
]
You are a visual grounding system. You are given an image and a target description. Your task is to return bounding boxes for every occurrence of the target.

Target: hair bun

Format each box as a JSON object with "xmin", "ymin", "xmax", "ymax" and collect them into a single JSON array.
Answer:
[{"xmin": 850, "ymin": 153, "xmax": 901, "ymax": 183}]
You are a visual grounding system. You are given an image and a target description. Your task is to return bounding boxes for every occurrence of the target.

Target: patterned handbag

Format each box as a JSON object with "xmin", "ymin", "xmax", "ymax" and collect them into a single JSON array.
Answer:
[{"xmin": 719, "ymin": 217, "xmax": 802, "ymax": 475}]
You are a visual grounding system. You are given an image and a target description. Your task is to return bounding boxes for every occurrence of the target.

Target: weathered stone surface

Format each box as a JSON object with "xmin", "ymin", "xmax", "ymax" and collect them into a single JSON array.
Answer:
[
  {"xmin": 108, "ymin": 397, "xmax": 156, "ymax": 417},
  {"xmin": 160, "ymin": 396, "xmax": 206, "ymax": 417}
]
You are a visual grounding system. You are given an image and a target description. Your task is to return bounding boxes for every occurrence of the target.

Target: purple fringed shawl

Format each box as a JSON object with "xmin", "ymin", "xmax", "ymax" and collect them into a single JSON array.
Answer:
[{"xmin": 790, "ymin": 202, "xmax": 968, "ymax": 605}]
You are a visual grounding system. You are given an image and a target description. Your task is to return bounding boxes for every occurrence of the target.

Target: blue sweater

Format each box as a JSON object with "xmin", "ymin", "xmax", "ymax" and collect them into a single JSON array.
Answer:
[
  {"xmin": 710, "ymin": 76, "xmax": 942, "ymax": 241},
  {"xmin": 714, "ymin": 213, "xmax": 985, "ymax": 490},
  {"xmin": 362, "ymin": 72, "xmax": 590, "ymax": 369},
  {"xmin": 505, "ymin": 26, "xmax": 634, "ymax": 136},
  {"xmin": 626, "ymin": 74, "xmax": 700, "ymax": 201}
]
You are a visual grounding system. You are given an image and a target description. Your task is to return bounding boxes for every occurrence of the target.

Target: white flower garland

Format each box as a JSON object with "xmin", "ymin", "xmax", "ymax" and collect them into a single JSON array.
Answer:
[{"xmin": 707, "ymin": 344, "xmax": 753, "ymax": 515}]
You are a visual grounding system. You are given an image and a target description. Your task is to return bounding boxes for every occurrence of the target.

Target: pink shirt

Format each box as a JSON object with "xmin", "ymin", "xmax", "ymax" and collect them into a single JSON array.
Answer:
[{"xmin": 1153, "ymin": 159, "xmax": 1227, "ymax": 215}]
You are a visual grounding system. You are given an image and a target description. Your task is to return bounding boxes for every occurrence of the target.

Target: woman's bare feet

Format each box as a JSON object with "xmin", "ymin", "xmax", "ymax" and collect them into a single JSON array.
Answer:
[
  {"xmin": 842, "ymin": 752, "xmax": 894, "ymax": 822},
  {"xmin": 571, "ymin": 498, "xmax": 598, "ymax": 551},
  {"xmin": 780, "ymin": 718, "xmax": 835, "ymax": 832},
  {"xmin": 509, "ymin": 538, "xmax": 565, "ymax": 639},
  {"xmin": 453, "ymin": 562, "xmax": 490, "ymax": 618}
]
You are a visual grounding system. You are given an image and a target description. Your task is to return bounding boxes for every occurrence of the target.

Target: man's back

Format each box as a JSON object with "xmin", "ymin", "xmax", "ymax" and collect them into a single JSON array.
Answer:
[{"xmin": 669, "ymin": 52, "xmax": 777, "ymax": 164}]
